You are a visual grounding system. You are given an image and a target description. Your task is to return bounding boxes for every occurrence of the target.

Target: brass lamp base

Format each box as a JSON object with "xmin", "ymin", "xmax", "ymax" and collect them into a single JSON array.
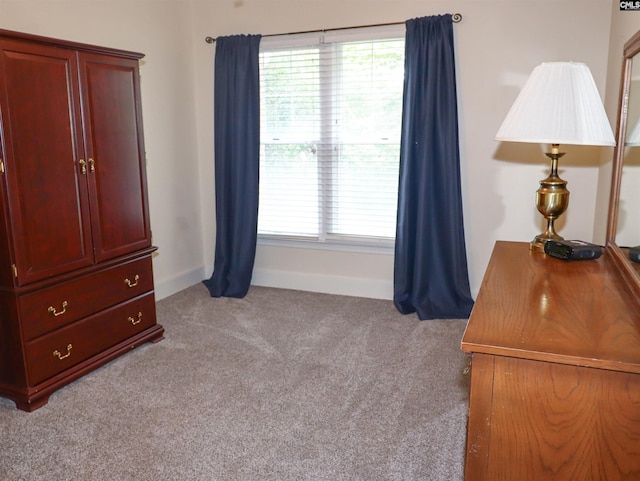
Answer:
[
  {"xmin": 529, "ymin": 144, "xmax": 570, "ymax": 252},
  {"xmin": 530, "ymin": 231, "xmax": 564, "ymax": 252}
]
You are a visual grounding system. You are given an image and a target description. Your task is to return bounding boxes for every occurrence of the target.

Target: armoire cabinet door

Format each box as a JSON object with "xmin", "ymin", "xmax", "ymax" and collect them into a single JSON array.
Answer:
[
  {"xmin": 79, "ymin": 53, "xmax": 152, "ymax": 263},
  {"xmin": 0, "ymin": 40, "xmax": 93, "ymax": 285}
]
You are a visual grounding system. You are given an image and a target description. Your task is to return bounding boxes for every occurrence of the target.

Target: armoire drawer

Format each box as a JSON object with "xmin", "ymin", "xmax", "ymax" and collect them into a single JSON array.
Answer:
[
  {"xmin": 19, "ymin": 257, "xmax": 154, "ymax": 341},
  {"xmin": 25, "ymin": 292, "xmax": 156, "ymax": 386}
]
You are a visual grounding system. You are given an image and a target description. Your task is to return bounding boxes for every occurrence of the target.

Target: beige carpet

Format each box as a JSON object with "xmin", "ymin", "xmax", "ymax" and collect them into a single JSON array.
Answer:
[{"xmin": 0, "ymin": 283, "xmax": 470, "ymax": 480}]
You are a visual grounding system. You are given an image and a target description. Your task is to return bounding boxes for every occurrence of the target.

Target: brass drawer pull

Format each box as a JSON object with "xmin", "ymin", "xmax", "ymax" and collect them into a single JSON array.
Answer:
[
  {"xmin": 48, "ymin": 301, "xmax": 68, "ymax": 317},
  {"xmin": 88, "ymin": 157, "xmax": 95, "ymax": 172},
  {"xmin": 124, "ymin": 275, "xmax": 140, "ymax": 288},
  {"xmin": 129, "ymin": 312, "xmax": 142, "ymax": 325},
  {"xmin": 79, "ymin": 158, "xmax": 87, "ymax": 174},
  {"xmin": 53, "ymin": 344, "xmax": 72, "ymax": 360}
]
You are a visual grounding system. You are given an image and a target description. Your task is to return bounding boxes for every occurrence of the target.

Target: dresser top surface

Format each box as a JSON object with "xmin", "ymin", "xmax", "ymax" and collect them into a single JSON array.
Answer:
[{"xmin": 462, "ymin": 241, "xmax": 640, "ymax": 373}]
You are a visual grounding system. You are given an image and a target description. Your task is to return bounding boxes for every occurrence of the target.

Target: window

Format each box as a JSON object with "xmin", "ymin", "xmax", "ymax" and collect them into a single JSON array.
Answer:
[{"xmin": 258, "ymin": 26, "xmax": 405, "ymax": 248}]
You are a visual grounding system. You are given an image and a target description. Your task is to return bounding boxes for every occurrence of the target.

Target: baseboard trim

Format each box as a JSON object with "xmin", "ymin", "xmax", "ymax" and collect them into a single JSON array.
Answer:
[
  {"xmin": 251, "ymin": 268, "xmax": 393, "ymax": 300},
  {"xmin": 154, "ymin": 266, "xmax": 394, "ymax": 301},
  {"xmin": 154, "ymin": 266, "xmax": 206, "ymax": 300}
]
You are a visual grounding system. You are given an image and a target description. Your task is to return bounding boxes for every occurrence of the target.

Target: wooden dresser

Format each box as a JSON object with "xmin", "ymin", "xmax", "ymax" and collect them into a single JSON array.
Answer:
[
  {"xmin": 462, "ymin": 241, "xmax": 640, "ymax": 481},
  {"xmin": 0, "ymin": 30, "xmax": 164, "ymax": 411}
]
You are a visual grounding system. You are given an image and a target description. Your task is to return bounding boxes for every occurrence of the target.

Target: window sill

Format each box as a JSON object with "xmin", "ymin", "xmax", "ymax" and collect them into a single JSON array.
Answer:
[{"xmin": 257, "ymin": 235, "xmax": 395, "ymax": 255}]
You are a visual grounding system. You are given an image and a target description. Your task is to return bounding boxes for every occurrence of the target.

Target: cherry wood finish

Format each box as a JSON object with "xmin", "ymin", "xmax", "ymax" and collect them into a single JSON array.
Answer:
[
  {"xmin": 0, "ymin": 29, "xmax": 163, "ymax": 411},
  {"xmin": 26, "ymin": 293, "xmax": 156, "ymax": 385},
  {"xmin": 18, "ymin": 256, "xmax": 154, "ymax": 341},
  {"xmin": 462, "ymin": 241, "xmax": 640, "ymax": 481},
  {"xmin": 80, "ymin": 52, "xmax": 152, "ymax": 263},
  {"xmin": 0, "ymin": 39, "xmax": 93, "ymax": 284}
]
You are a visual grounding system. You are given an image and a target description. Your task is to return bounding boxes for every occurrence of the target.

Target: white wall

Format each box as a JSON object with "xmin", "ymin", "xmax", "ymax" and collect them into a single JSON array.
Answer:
[
  {"xmin": 0, "ymin": 0, "xmax": 620, "ymax": 302},
  {"xmin": 0, "ymin": 0, "xmax": 205, "ymax": 299},
  {"xmin": 191, "ymin": 0, "xmax": 614, "ymax": 299}
]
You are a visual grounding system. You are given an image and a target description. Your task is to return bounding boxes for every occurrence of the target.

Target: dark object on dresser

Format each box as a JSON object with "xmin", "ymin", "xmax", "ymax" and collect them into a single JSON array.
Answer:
[{"xmin": 543, "ymin": 239, "xmax": 603, "ymax": 260}]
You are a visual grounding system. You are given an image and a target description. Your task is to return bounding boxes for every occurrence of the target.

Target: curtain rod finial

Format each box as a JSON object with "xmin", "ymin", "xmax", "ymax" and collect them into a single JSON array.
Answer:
[
  {"xmin": 452, "ymin": 13, "xmax": 462, "ymax": 23},
  {"xmin": 205, "ymin": 36, "xmax": 215, "ymax": 44}
]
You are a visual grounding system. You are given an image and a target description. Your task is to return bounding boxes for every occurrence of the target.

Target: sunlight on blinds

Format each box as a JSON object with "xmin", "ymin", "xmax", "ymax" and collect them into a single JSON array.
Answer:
[{"xmin": 259, "ymin": 32, "xmax": 404, "ymax": 244}]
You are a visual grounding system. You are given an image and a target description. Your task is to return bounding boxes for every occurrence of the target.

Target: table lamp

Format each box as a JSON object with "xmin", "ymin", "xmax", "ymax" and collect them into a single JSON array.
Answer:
[{"xmin": 495, "ymin": 62, "xmax": 616, "ymax": 251}]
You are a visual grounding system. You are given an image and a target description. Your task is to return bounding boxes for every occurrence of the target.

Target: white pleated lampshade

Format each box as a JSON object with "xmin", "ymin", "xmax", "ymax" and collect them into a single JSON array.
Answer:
[{"xmin": 496, "ymin": 62, "xmax": 616, "ymax": 146}]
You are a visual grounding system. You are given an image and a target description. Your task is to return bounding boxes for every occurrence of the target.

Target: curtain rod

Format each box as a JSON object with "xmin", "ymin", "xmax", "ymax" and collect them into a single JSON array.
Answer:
[{"xmin": 205, "ymin": 13, "xmax": 461, "ymax": 44}]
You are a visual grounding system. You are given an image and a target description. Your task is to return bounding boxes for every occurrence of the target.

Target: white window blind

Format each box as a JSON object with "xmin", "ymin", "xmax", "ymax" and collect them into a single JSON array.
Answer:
[{"xmin": 258, "ymin": 26, "xmax": 405, "ymax": 246}]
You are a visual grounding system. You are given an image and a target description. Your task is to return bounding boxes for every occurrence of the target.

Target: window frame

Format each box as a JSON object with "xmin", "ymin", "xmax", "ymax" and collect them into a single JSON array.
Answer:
[{"xmin": 258, "ymin": 25, "xmax": 406, "ymax": 253}]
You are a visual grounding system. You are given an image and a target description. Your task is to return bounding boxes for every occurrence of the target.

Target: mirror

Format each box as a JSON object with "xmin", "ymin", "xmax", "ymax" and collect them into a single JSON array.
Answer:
[
  {"xmin": 616, "ymin": 50, "xmax": 640, "ymax": 246},
  {"xmin": 607, "ymin": 29, "xmax": 640, "ymax": 302}
]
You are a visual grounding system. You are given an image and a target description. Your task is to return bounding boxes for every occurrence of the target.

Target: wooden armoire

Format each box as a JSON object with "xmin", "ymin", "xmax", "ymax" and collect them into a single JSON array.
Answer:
[{"xmin": 0, "ymin": 29, "xmax": 164, "ymax": 411}]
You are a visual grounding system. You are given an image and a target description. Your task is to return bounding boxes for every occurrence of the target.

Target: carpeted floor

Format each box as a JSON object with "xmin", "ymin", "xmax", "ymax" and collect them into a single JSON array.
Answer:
[{"xmin": 0, "ymin": 283, "xmax": 470, "ymax": 480}]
